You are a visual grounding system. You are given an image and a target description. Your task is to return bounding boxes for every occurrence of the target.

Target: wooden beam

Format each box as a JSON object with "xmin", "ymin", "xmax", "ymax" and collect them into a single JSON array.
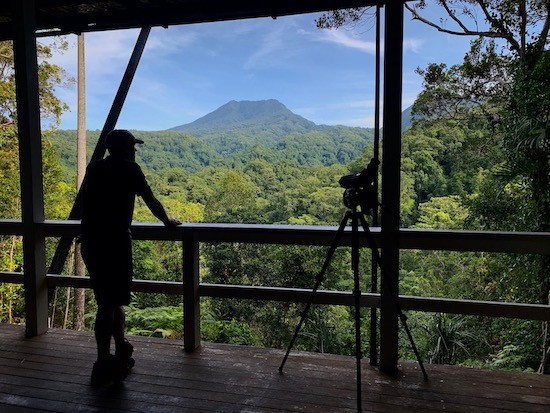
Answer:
[
  {"xmin": 48, "ymin": 27, "xmax": 151, "ymax": 278},
  {"xmin": 379, "ymin": 0, "xmax": 404, "ymax": 376},
  {"xmin": 12, "ymin": 0, "xmax": 48, "ymax": 337},
  {"xmin": 0, "ymin": 0, "xmax": 382, "ymax": 41},
  {"xmin": 42, "ymin": 274, "xmax": 550, "ymax": 322},
  {"xmin": 183, "ymin": 231, "xmax": 200, "ymax": 351},
  {"xmin": 30, "ymin": 220, "xmax": 550, "ymax": 255},
  {"xmin": 0, "ymin": 219, "xmax": 24, "ymax": 235}
]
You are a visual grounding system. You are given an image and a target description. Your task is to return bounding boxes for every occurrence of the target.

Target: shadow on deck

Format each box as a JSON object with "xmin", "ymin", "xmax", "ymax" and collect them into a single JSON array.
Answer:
[{"xmin": 0, "ymin": 323, "xmax": 548, "ymax": 412}]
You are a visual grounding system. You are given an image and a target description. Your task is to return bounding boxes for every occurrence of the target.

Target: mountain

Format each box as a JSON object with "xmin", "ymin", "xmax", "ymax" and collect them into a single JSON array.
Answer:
[
  {"xmin": 169, "ymin": 99, "xmax": 374, "ymax": 159},
  {"xmin": 169, "ymin": 99, "xmax": 322, "ymax": 156},
  {"xmin": 171, "ymin": 99, "xmax": 316, "ymax": 135},
  {"xmin": 49, "ymin": 99, "xmax": 379, "ymax": 175},
  {"xmin": 401, "ymin": 105, "xmax": 414, "ymax": 130}
]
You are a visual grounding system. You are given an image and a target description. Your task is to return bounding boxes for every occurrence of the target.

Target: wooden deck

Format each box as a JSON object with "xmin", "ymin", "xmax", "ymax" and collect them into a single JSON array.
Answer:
[{"xmin": 0, "ymin": 324, "xmax": 548, "ymax": 412}]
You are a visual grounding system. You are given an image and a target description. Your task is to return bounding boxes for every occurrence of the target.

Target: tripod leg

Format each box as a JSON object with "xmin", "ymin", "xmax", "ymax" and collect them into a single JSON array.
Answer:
[
  {"xmin": 369, "ymin": 274, "xmax": 378, "ymax": 365},
  {"xmin": 279, "ymin": 211, "xmax": 351, "ymax": 374},
  {"xmin": 358, "ymin": 214, "xmax": 428, "ymax": 381},
  {"xmin": 351, "ymin": 209, "xmax": 362, "ymax": 412}
]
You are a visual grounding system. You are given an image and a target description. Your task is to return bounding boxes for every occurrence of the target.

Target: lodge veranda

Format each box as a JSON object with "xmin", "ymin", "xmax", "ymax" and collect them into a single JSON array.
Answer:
[{"xmin": 1, "ymin": 1, "xmax": 549, "ymax": 412}]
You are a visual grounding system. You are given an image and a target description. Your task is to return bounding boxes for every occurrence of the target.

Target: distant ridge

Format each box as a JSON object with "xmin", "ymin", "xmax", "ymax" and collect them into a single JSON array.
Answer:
[
  {"xmin": 172, "ymin": 99, "xmax": 414, "ymax": 134},
  {"xmin": 401, "ymin": 105, "xmax": 414, "ymax": 130},
  {"xmin": 51, "ymin": 99, "xmax": 422, "ymax": 175}
]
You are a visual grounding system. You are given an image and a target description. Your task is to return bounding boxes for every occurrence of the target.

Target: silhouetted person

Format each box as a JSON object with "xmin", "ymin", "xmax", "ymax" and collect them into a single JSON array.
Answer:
[{"xmin": 80, "ymin": 129, "xmax": 181, "ymax": 385}]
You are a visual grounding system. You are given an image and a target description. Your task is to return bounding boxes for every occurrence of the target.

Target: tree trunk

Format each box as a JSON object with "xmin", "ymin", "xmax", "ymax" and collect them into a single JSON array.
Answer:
[
  {"xmin": 73, "ymin": 33, "xmax": 86, "ymax": 331},
  {"xmin": 534, "ymin": 160, "xmax": 550, "ymax": 374},
  {"xmin": 8, "ymin": 235, "xmax": 18, "ymax": 324},
  {"xmin": 73, "ymin": 243, "xmax": 86, "ymax": 330},
  {"xmin": 538, "ymin": 253, "xmax": 550, "ymax": 374},
  {"xmin": 541, "ymin": 321, "xmax": 550, "ymax": 374}
]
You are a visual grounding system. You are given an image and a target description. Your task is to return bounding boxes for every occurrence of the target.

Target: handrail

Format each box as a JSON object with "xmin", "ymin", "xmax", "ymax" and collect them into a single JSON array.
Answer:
[
  {"xmin": 14, "ymin": 219, "xmax": 550, "ymax": 254},
  {"xmin": 2, "ymin": 273, "xmax": 547, "ymax": 321},
  {"xmin": 1, "ymin": 220, "xmax": 549, "ymax": 349},
  {"xmin": 0, "ymin": 219, "xmax": 23, "ymax": 236},
  {"xmin": 35, "ymin": 274, "xmax": 550, "ymax": 321}
]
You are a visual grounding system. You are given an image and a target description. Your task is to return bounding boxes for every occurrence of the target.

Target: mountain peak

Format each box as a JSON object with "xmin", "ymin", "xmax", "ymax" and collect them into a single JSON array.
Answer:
[{"xmin": 169, "ymin": 99, "xmax": 315, "ymax": 133}]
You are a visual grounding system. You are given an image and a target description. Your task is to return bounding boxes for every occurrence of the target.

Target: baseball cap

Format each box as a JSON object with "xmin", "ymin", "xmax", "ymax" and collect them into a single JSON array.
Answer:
[{"xmin": 105, "ymin": 129, "xmax": 144, "ymax": 150}]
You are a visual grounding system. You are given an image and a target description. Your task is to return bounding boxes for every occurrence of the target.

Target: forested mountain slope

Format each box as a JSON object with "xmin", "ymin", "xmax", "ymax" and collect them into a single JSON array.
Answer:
[{"xmin": 49, "ymin": 100, "xmax": 375, "ymax": 176}]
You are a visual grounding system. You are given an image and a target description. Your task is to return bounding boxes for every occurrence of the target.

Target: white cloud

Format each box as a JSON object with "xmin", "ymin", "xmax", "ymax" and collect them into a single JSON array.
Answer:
[
  {"xmin": 318, "ymin": 29, "xmax": 377, "ymax": 54},
  {"xmin": 79, "ymin": 30, "xmax": 137, "ymax": 78},
  {"xmin": 244, "ymin": 24, "xmax": 294, "ymax": 69},
  {"xmin": 403, "ymin": 38, "xmax": 425, "ymax": 54},
  {"xmin": 337, "ymin": 99, "xmax": 376, "ymax": 109},
  {"xmin": 303, "ymin": 27, "xmax": 424, "ymax": 56},
  {"xmin": 145, "ymin": 27, "xmax": 198, "ymax": 57}
]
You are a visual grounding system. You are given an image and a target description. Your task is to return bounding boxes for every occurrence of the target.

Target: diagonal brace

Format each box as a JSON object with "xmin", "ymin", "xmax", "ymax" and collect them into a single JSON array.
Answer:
[{"xmin": 48, "ymin": 27, "xmax": 151, "ymax": 283}]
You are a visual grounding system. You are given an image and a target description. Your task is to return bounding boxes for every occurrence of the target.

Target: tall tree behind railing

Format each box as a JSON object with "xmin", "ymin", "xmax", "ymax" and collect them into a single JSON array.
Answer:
[
  {"xmin": 317, "ymin": 0, "xmax": 550, "ymax": 374},
  {"xmin": 73, "ymin": 33, "xmax": 86, "ymax": 331}
]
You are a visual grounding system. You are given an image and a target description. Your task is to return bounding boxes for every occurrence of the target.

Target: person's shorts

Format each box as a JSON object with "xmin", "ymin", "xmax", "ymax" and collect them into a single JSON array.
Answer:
[{"xmin": 81, "ymin": 233, "xmax": 133, "ymax": 307}]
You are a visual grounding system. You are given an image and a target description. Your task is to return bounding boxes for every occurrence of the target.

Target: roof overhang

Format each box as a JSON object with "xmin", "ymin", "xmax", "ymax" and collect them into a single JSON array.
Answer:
[{"xmin": 1, "ymin": 0, "xmax": 383, "ymax": 41}]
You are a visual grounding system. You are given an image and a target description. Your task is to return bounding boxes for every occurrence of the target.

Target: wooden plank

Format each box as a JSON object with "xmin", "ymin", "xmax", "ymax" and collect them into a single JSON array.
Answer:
[
  {"xmin": 0, "ymin": 271, "xmax": 24, "ymax": 284},
  {"xmin": 1, "ymin": 325, "xmax": 549, "ymax": 413},
  {"xmin": 0, "ymin": 219, "xmax": 23, "ymax": 235},
  {"xmin": 400, "ymin": 229, "xmax": 550, "ymax": 254},
  {"xmin": 42, "ymin": 275, "xmax": 550, "ymax": 322},
  {"xmin": 27, "ymin": 220, "xmax": 550, "ymax": 255}
]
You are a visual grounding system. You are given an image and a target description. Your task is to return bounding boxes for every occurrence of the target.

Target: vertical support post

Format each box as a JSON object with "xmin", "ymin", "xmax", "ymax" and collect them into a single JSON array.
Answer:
[
  {"xmin": 183, "ymin": 232, "xmax": 200, "ymax": 351},
  {"xmin": 369, "ymin": 3, "xmax": 381, "ymax": 367},
  {"xmin": 351, "ymin": 208, "xmax": 362, "ymax": 412},
  {"xmin": 12, "ymin": 0, "xmax": 48, "ymax": 337},
  {"xmin": 379, "ymin": 0, "xmax": 403, "ymax": 375}
]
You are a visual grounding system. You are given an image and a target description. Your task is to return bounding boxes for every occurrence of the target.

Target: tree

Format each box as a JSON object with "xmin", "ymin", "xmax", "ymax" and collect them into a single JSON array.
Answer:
[
  {"xmin": 318, "ymin": 1, "xmax": 549, "ymax": 60},
  {"xmin": 409, "ymin": 1, "xmax": 550, "ymax": 372},
  {"xmin": 404, "ymin": 1, "xmax": 549, "ymax": 61},
  {"xmin": 204, "ymin": 169, "xmax": 263, "ymax": 223},
  {"xmin": 73, "ymin": 34, "xmax": 86, "ymax": 331},
  {"xmin": 318, "ymin": 0, "xmax": 550, "ymax": 372},
  {"xmin": 0, "ymin": 39, "xmax": 72, "ymax": 325}
]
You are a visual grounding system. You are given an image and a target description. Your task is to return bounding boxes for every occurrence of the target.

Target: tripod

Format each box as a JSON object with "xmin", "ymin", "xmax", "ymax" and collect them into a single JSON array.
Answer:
[{"xmin": 279, "ymin": 181, "xmax": 428, "ymax": 412}]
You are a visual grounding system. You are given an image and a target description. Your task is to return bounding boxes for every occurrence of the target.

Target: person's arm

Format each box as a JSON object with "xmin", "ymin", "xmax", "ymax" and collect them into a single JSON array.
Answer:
[
  {"xmin": 135, "ymin": 163, "xmax": 181, "ymax": 226},
  {"xmin": 141, "ymin": 187, "xmax": 181, "ymax": 227}
]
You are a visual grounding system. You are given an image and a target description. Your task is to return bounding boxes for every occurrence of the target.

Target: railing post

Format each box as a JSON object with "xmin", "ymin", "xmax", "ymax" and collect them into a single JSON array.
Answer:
[
  {"xmin": 12, "ymin": 0, "xmax": 48, "ymax": 337},
  {"xmin": 183, "ymin": 231, "xmax": 200, "ymax": 351},
  {"xmin": 379, "ymin": 0, "xmax": 404, "ymax": 375}
]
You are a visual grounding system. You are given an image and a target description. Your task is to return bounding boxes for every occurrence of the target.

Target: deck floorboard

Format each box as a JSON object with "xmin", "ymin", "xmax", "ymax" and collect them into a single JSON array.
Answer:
[{"xmin": 0, "ymin": 323, "xmax": 548, "ymax": 412}]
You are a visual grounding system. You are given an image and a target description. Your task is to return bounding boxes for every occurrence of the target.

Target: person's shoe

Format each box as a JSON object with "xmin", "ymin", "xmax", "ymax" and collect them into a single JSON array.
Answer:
[
  {"xmin": 113, "ymin": 339, "xmax": 135, "ymax": 382},
  {"xmin": 115, "ymin": 339, "xmax": 133, "ymax": 361},
  {"xmin": 91, "ymin": 355, "xmax": 115, "ymax": 386},
  {"xmin": 112, "ymin": 356, "xmax": 135, "ymax": 382}
]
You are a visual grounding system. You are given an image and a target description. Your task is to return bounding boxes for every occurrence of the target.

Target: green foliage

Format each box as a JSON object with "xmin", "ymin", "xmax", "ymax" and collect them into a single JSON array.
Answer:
[
  {"xmin": 415, "ymin": 196, "xmax": 468, "ymax": 230},
  {"xmin": 201, "ymin": 318, "xmax": 257, "ymax": 345},
  {"xmin": 487, "ymin": 344, "xmax": 533, "ymax": 371},
  {"xmin": 125, "ymin": 305, "xmax": 183, "ymax": 338},
  {"xmin": 48, "ymin": 101, "xmax": 374, "ymax": 178},
  {"xmin": 299, "ymin": 306, "xmax": 356, "ymax": 355},
  {"xmin": 2, "ymin": 10, "xmax": 549, "ymax": 373},
  {"xmin": 422, "ymin": 314, "xmax": 474, "ymax": 365}
]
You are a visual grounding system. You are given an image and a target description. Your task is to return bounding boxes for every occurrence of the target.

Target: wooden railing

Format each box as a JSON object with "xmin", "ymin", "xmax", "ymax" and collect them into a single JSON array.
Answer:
[{"xmin": 1, "ymin": 219, "xmax": 550, "ymax": 350}]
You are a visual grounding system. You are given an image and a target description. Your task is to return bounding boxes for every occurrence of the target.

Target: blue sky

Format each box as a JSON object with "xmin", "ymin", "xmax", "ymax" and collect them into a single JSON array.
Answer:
[{"xmin": 48, "ymin": 7, "xmax": 473, "ymax": 131}]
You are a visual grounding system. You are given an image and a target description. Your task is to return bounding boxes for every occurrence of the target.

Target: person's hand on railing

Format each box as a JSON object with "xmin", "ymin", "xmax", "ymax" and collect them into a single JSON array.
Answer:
[{"xmin": 164, "ymin": 218, "xmax": 182, "ymax": 227}]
